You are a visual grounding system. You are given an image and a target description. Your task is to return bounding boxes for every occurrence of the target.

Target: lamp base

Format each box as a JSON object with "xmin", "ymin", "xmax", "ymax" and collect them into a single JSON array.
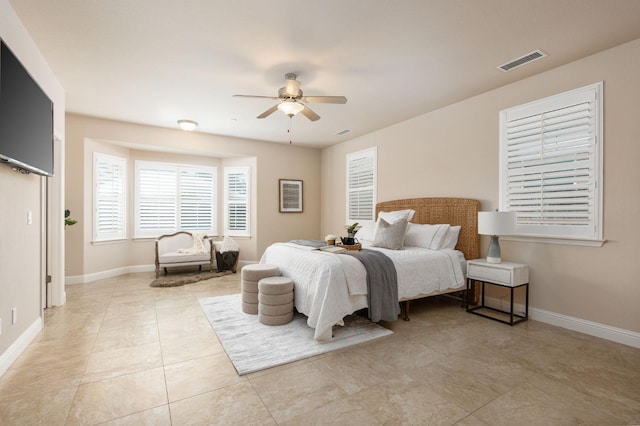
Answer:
[{"xmin": 486, "ymin": 235, "xmax": 502, "ymax": 264}]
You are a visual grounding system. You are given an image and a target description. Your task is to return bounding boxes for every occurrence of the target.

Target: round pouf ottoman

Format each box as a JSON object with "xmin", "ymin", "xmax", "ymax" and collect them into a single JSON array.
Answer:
[
  {"xmin": 258, "ymin": 276, "xmax": 294, "ymax": 325},
  {"xmin": 241, "ymin": 264, "xmax": 280, "ymax": 314}
]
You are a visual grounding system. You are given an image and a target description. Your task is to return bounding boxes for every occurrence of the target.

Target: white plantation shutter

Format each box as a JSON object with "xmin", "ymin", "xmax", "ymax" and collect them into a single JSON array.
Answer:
[
  {"xmin": 500, "ymin": 82, "xmax": 602, "ymax": 240},
  {"xmin": 224, "ymin": 167, "xmax": 250, "ymax": 236},
  {"xmin": 347, "ymin": 147, "xmax": 377, "ymax": 223},
  {"xmin": 94, "ymin": 153, "xmax": 126, "ymax": 241},
  {"xmin": 179, "ymin": 169, "xmax": 215, "ymax": 231},
  {"xmin": 135, "ymin": 161, "xmax": 216, "ymax": 237}
]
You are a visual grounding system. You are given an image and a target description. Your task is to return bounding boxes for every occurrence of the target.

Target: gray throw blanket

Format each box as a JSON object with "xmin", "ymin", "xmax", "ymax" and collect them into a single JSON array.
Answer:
[
  {"xmin": 343, "ymin": 249, "xmax": 401, "ymax": 322},
  {"xmin": 289, "ymin": 239, "xmax": 326, "ymax": 248}
]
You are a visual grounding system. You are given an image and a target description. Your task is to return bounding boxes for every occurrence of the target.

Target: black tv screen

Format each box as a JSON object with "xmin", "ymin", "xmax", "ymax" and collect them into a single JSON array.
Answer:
[{"xmin": 0, "ymin": 39, "xmax": 54, "ymax": 176}]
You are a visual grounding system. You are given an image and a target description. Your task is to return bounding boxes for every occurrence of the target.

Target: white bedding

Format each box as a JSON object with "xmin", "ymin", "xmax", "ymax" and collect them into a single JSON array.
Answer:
[{"xmin": 259, "ymin": 243, "xmax": 465, "ymax": 341}]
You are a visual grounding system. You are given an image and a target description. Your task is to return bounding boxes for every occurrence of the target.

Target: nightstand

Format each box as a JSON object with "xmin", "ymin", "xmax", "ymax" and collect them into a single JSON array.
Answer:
[{"xmin": 466, "ymin": 259, "xmax": 529, "ymax": 325}]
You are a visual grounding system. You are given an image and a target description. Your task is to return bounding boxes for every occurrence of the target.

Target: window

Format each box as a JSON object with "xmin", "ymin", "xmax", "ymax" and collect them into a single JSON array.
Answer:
[
  {"xmin": 346, "ymin": 147, "xmax": 377, "ymax": 223},
  {"xmin": 93, "ymin": 153, "xmax": 126, "ymax": 241},
  {"xmin": 135, "ymin": 161, "xmax": 216, "ymax": 238},
  {"xmin": 499, "ymin": 82, "xmax": 603, "ymax": 241},
  {"xmin": 224, "ymin": 167, "xmax": 250, "ymax": 236}
]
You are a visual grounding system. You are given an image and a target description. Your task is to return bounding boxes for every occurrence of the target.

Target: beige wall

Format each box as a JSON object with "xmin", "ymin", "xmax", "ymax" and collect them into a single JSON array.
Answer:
[
  {"xmin": 321, "ymin": 39, "xmax": 640, "ymax": 334},
  {"xmin": 65, "ymin": 114, "xmax": 321, "ymax": 278},
  {"xmin": 0, "ymin": 0, "xmax": 65, "ymax": 356}
]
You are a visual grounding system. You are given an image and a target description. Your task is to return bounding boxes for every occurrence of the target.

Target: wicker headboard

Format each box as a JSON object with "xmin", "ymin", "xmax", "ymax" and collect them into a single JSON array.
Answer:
[{"xmin": 375, "ymin": 197, "xmax": 480, "ymax": 260}]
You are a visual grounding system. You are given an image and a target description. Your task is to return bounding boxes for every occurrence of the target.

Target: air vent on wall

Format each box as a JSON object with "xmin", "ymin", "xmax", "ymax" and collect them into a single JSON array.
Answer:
[
  {"xmin": 498, "ymin": 50, "xmax": 547, "ymax": 72},
  {"xmin": 336, "ymin": 129, "xmax": 351, "ymax": 136}
]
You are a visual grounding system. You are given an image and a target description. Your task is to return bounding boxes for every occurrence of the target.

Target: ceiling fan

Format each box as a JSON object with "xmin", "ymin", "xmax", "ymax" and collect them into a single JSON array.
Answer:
[{"xmin": 233, "ymin": 73, "xmax": 347, "ymax": 121}]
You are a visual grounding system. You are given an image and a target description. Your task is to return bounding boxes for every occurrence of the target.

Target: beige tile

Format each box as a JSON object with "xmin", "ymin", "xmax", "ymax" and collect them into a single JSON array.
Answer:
[
  {"xmin": 164, "ymin": 352, "xmax": 245, "ymax": 402},
  {"xmin": 160, "ymin": 331, "xmax": 223, "ymax": 365},
  {"xmin": 82, "ymin": 342, "xmax": 163, "ymax": 384},
  {"xmin": 93, "ymin": 323, "xmax": 160, "ymax": 352},
  {"xmin": 473, "ymin": 381, "xmax": 631, "ymax": 426},
  {"xmin": 0, "ymin": 356, "xmax": 87, "ymax": 398},
  {"xmin": 169, "ymin": 381, "xmax": 275, "ymax": 425},
  {"xmin": 280, "ymin": 397, "xmax": 382, "ymax": 426},
  {"xmin": 100, "ymin": 404, "xmax": 171, "ymax": 426},
  {"xmin": 0, "ymin": 385, "xmax": 76, "ymax": 425},
  {"xmin": 249, "ymin": 361, "xmax": 348, "ymax": 423},
  {"xmin": 349, "ymin": 374, "xmax": 468, "ymax": 425},
  {"xmin": 67, "ymin": 367, "xmax": 167, "ymax": 425},
  {"xmin": 411, "ymin": 354, "xmax": 514, "ymax": 412},
  {"xmin": 2, "ymin": 271, "xmax": 638, "ymax": 426}
]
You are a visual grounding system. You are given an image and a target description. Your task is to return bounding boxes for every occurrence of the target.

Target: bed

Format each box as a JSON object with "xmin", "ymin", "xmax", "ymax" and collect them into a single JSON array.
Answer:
[{"xmin": 260, "ymin": 197, "xmax": 480, "ymax": 341}]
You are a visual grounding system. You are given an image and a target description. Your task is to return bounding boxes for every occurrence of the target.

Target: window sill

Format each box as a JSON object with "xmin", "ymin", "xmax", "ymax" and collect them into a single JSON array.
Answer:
[
  {"xmin": 501, "ymin": 235, "xmax": 606, "ymax": 247},
  {"xmin": 91, "ymin": 238, "xmax": 127, "ymax": 246}
]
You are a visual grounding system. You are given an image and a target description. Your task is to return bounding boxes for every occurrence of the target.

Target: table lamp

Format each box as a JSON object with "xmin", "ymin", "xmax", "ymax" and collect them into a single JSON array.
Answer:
[{"xmin": 478, "ymin": 211, "xmax": 516, "ymax": 263}]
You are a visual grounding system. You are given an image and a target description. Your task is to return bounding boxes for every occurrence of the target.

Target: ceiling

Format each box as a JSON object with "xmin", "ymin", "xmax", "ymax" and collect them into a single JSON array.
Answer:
[{"xmin": 9, "ymin": 0, "xmax": 640, "ymax": 148}]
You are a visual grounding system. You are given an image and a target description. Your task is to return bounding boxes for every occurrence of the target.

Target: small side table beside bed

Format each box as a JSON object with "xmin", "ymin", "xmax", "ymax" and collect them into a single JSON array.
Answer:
[{"xmin": 466, "ymin": 259, "xmax": 529, "ymax": 326}]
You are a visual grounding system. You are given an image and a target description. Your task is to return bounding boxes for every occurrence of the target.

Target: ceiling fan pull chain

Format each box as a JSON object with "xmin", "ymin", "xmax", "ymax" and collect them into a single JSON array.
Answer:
[{"xmin": 288, "ymin": 116, "xmax": 293, "ymax": 144}]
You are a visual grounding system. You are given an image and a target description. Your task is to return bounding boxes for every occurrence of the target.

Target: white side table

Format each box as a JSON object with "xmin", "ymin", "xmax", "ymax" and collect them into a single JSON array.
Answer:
[{"xmin": 466, "ymin": 259, "xmax": 529, "ymax": 325}]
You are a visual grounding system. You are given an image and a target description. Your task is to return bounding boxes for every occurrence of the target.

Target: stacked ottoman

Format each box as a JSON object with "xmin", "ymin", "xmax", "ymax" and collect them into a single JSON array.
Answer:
[
  {"xmin": 258, "ymin": 276, "xmax": 295, "ymax": 325},
  {"xmin": 241, "ymin": 264, "xmax": 280, "ymax": 314}
]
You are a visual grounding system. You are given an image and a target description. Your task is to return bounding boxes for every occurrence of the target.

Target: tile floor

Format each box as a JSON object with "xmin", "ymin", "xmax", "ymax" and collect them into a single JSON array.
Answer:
[{"xmin": 0, "ymin": 271, "xmax": 639, "ymax": 425}]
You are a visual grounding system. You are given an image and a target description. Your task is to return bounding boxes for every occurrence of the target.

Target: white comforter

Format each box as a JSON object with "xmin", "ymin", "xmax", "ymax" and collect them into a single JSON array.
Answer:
[{"xmin": 260, "ymin": 243, "xmax": 465, "ymax": 341}]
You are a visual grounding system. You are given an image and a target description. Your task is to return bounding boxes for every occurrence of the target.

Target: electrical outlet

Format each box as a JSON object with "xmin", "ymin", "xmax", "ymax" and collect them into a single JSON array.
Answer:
[{"xmin": 11, "ymin": 308, "xmax": 17, "ymax": 325}]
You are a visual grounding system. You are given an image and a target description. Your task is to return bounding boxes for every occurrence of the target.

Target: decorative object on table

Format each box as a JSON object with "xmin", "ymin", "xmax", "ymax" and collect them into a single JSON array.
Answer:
[
  {"xmin": 279, "ymin": 179, "xmax": 303, "ymax": 212},
  {"xmin": 324, "ymin": 234, "xmax": 338, "ymax": 246},
  {"xmin": 477, "ymin": 211, "xmax": 516, "ymax": 263},
  {"xmin": 150, "ymin": 269, "xmax": 232, "ymax": 287},
  {"xmin": 198, "ymin": 293, "xmax": 392, "ymax": 375},
  {"xmin": 64, "ymin": 209, "xmax": 77, "ymax": 227},
  {"xmin": 342, "ymin": 222, "xmax": 361, "ymax": 245},
  {"xmin": 336, "ymin": 241, "xmax": 362, "ymax": 251}
]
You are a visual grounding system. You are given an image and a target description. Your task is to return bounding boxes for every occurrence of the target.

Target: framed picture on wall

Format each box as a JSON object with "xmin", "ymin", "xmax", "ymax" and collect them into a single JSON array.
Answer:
[{"xmin": 279, "ymin": 179, "xmax": 303, "ymax": 213}]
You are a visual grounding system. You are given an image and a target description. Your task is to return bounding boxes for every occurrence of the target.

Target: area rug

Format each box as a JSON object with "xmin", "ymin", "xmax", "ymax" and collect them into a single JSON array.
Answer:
[
  {"xmin": 150, "ymin": 270, "xmax": 232, "ymax": 287},
  {"xmin": 198, "ymin": 293, "xmax": 393, "ymax": 375}
]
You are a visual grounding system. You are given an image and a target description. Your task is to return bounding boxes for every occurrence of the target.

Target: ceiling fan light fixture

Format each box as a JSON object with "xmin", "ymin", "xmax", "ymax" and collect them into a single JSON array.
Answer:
[
  {"xmin": 277, "ymin": 102, "xmax": 304, "ymax": 117},
  {"xmin": 177, "ymin": 119, "xmax": 198, "ymax": 131}
]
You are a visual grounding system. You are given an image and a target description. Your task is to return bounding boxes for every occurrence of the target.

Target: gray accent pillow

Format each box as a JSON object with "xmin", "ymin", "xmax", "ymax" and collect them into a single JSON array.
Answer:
[{"xmin": 372, "ymin": 216, "xmax": 409, "ymax": 250}]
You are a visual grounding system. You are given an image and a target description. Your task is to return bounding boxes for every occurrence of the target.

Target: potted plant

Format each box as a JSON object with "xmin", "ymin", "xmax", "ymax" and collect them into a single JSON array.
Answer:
[
  {"xmin": 65, "ymin": 209, "xmax": 77, "ymax": 227},
  {"xmin": 342, "ymin": 223, "xmax": 361, "ymax": 245}
]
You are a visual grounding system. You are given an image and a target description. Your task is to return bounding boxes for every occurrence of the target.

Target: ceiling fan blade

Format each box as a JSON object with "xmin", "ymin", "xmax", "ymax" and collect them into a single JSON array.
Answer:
[
  {"xmin": 300, "ymin": 105, "xmax": 321, "ymax": 121},
  {"xmin": 300, "ymin": 96, "xmax": 347, "ymax": 104},
  {"xmin": 257, "ymin": 104, "xmax": 279, "ymax": 119},
  {"xmin": 233, "ymin": 94, "xmax": 280, "ymax": 100}
]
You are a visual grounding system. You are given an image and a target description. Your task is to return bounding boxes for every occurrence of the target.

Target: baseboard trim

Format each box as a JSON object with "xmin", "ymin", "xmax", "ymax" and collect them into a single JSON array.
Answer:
[
  {"xmin": 530, "ymin": 307, "xmax": 640, "ymax": 349},
  {"xmin": 66, "ymin": 264, "xmax": 154, "ymax": 285},
  {"xmin": 66, "ymin": 262, "xmax": 258, "ymax": 285},
  {"xmin": 0, "ymin": 317, "xmax": 42, "ymax": 377},
  {"xmin": 480, "ymin": 296, "xmax": 640, "ymax": 349}
]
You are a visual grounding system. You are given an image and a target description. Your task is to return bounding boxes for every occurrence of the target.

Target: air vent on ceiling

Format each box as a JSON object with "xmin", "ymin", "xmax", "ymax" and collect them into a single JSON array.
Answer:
[
  {"xmin": 498, "ymin": 50, "xmax": 547, "ymax": 72},
  {"xmin": 336, "ymin": 129, "xmax": 351, "ymax": 136}
]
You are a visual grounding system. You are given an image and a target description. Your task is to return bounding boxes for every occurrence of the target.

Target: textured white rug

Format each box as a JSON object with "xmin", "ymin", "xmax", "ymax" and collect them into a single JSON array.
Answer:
[{"xmin": 198, "ymin": 293, "xmax": 393, "ymax": 375}]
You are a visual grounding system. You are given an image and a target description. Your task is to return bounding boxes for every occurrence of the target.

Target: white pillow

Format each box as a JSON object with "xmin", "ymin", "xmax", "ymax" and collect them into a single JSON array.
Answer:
[
  {"xmin": 372, "ymin": 216, "xmax": 409, "ymax": 250},
  {"xmin": 378, "ymin": 209, "xmax": 415, "ymax": 224},
  {"xmin": 441, "ymin": 226, "xmax": 461, "ymax": 250},
  {"xmin": 404, "ymin": 223, "xmax": 450, "ymax": 250},
  {"xmin": 355, "ymin": 221, "xmax": 376, "ymax": 244}
]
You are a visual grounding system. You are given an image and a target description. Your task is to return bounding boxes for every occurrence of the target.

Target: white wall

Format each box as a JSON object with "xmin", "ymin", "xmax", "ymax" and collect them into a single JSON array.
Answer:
[
  {"xmin": 321, "ymin": 38, "xmax": 640, "ymax": 337},
  {"xmin": 65, "ymin": 114, "xmax": 321, "ymax": 280},
  {"xmin": 0, "ymin": 0, "xmax": 65, "ymax": 371}
]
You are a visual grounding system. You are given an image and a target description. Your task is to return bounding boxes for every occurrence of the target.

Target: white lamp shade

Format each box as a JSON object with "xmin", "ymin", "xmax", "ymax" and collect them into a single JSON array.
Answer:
[
  {"xmin": 478, "ymin": 211, "xmax": 516, "ymax": 236},
  {"xmin": 278, "ymin": 102, "xmax": 304, "ymax": 116}
]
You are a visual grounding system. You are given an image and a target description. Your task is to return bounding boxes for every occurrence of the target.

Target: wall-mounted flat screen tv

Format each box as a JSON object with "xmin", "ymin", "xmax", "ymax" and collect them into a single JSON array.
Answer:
[{"xmin": 0, "ymin": 39, "xmax": 54, "ymax": 176}]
